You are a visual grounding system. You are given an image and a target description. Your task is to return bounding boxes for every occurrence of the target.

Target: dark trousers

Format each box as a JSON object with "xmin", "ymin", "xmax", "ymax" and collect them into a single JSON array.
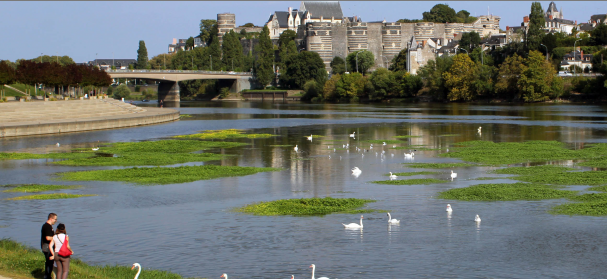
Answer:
[{"xmin": 43, "ymin": 251, "xmax": 54, "ymax": 279}]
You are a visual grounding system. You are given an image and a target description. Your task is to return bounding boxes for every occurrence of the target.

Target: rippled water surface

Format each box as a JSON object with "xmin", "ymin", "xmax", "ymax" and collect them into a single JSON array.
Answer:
[{"xmin": 2, "ymin": 102, "xmax": 607, "ymax": 278}]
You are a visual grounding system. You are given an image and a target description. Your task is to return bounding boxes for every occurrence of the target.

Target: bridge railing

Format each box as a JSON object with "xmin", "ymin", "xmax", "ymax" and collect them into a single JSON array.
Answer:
[{"xmin": 105, "ymin": 69, "xmax": 252, "ymax": 75}]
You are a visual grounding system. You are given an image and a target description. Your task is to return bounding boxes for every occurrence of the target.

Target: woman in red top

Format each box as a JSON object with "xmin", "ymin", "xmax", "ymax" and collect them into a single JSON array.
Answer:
[{"xmin": 49, "ymin": 224, "xmax": 74, "ymax": 279}]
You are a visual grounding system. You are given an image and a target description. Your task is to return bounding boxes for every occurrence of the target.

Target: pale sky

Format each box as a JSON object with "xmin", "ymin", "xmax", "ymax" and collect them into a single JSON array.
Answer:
[{"xmin": 1, "ymin": 1, "xmax": 605, "ymax": 63}]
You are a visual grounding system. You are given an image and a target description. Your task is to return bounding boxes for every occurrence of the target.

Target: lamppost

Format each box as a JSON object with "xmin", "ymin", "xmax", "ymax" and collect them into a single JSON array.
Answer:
[
  {"xmin": 539, "ymin": 43, "xmax": 548, "ymax": 61},
  {"xmin": 459, "ymin": 48, "xmax": 468, "ymax": 54},
  {"xmin": 356, "ymin": 51, "xmax": 360, "ymax": 73},
  {"xmin": 574, "ymin": 39, "xmax": 582, "ymax": 76}
]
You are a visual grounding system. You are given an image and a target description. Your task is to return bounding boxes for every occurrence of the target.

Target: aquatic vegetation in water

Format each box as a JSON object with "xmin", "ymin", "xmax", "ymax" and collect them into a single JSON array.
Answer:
[
  {"xmin": 0, "ymin": 152, "xmax": 90, "ymax": 161},
  {"xmin": 404, "ymin": 162, "xmax": 479, "ymax": 168},
  {"xmin": 58, "ymin": 165, "xmax": 281, "ymax": 185},
  {"xmin": 0, "ymin": 239, "xmax": 189, "ymax": 278},
  {"xmin": 174, "ymin": 129, "xmax": 274, "ymax": 140},
  {"xmin": 588, "ymin": 185, "xmax": 607, "ymax": 192},
  {"xmin": 235, "ymin": 197, "xmax": 380, "ymax": 216},
  {"xmin": 2, "ymin": 184, "xmax": 80, "ymax": 193},
  {"xmin": 54, "ymin": 140, "xmax": 244, "ymax": 166},
  {"xmin": 494, "ymin": 165, "xmax": 607, "ymax": 185},
  {"xmin": 6, "ymin": 193, "xmax": 96, "ymax": 201},
  {"xmin": 438, "ymin": 182, "xmax": 577, "ymax": 201},
  {"xmin": 442, "ymin": 140, "xmax": 607, "ymax": 166},
  {"xmin": 371, "ymin": 178, "xmax": 448, "ymax": 185},
  {"xmin": 391, "ymin": 171, "xmax": 439, "ymax": 176},
  {"xmin": 550, "ymin": 193, "xmax": 607, "ymax": 216}
]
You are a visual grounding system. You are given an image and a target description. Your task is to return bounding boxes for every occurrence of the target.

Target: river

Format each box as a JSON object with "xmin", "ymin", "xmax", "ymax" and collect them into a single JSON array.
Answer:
[{"xmin": 1, "ymin": 101, "xmax": 607, "ymax": 278}]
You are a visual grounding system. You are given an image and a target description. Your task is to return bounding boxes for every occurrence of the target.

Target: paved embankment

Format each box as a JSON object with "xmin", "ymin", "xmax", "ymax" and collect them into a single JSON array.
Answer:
[{"xmin": 0, "ymin": 98, "xmax": 179, "ymax": 138}]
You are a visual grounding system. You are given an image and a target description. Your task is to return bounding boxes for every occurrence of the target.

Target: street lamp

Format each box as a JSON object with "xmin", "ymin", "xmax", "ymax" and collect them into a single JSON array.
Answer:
[
  {"xmin": 459, "ymin": 48, "xmax": 468, "ymax": 54},
  {"xmin": 356, "ymin": 51, "xmax": 360, "ymax": 73},
  {"xmin": 539, "ymin": 43, "xmax": 548, "ymax": 61},
  {"xmin": 574, "ymin": 39, "xmax": 582, "ymax": 76}
]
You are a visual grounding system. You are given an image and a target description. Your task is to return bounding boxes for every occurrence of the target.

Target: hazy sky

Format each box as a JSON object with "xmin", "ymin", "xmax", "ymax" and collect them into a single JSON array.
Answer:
[{"xmin": 1, "ymin": 1, "xmax": 605, "ymax": 63}]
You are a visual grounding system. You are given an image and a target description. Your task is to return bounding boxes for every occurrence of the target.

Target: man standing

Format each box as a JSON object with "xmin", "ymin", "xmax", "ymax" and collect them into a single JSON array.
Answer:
[{"xmin": 41, "ymin": 213, "xmax": 57, "ymax": 279}]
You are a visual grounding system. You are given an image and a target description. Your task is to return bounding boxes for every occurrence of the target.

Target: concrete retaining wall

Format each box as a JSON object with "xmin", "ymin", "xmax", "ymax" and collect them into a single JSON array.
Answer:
[{"xmin": 0, "ymin": 108, "xmax": 179, "ymax": 138}]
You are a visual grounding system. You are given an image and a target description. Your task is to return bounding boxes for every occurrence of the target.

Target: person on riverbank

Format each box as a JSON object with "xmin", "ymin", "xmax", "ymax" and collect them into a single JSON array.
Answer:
[
  {"xmin": 49, "ymin": 223, "xmax": 73, "ymax": 279},
  {"xmin": 41, "ymin": 213, "xmax": 57, "ymax": 279}
]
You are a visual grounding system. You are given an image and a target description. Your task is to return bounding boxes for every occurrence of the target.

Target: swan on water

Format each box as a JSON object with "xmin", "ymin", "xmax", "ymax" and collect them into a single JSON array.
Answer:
[
  {"xmin": 404, "ymin": 151, "xmax": 414, "ymax": 158},
  {"xmin": 450, "ymin": 170, "xmax": 457, "ymax": 179},
  {"xmin": 220, "ymin": 273, "xmax": 228, "ymax": 279},
  {"xmin": 477, "ymin": 126, "xmax": 482, "ymax": 133},
  {"xmin": 307, "ymin": 134, "xmax": 313, "ymax": 141},
  {"xmin": 389, "ymin": 172, "xmax": 397, "ymax": 179},
  {"xmin": 342, "ymin": 215, "xmax": 363, "ymax": 229},
  {"xmin": 351, "ymin": 167, "xmax": 362, "ymax": 175},
  {"xmin": 56, "ymin": 143, "xmax": 60, "ymax": 147},
  {"xmin": 328, "ymin": 155, "xmax": 331, "ymax": 159},
  {"xmin": 310, "ymin": 264, "xmax": 330, "ymax": 279},
  {"xmin": 475, "ymin": 214, "xmax": 481, "ymax": 222},
  {"xmin": 294, "ymin": 145, "xmax": 298, "ymax": 152},
  {"xmin": 387, "ymin": 212, "xmax": 400, "ymax": 224},
  {"xmin": 446, "ymin": 204, "xmax": 453, "ymax": 212},
  {"xmin": 383, "ymin": 142, "xmax": 387, "ymax": 146},
  {"xmin": 350, "ymin": 132, "xmax": 356, "ymax": 138},
  {"xmin": 131, "ymin": 263, "xmax": 141, "ymax": 279},
  {"xmin": 92, "ymin": 148, "xmax": 99, "ymax": 151}
]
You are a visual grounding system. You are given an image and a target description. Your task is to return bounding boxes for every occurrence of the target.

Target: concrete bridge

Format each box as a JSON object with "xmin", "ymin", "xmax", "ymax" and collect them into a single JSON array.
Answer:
[{"xmin": 106, "ymin": 70, "xmax": 254, "ymax": 102}]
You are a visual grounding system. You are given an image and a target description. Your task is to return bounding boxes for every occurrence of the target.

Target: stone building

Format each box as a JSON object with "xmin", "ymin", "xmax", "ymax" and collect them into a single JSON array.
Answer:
[
  {"xmin": 519, "ymin": 2, "xmax": 577, "ymax": 34},
  {"xmin": 266, "ymin": 2, "xmax": 344, "ymax": 39}
]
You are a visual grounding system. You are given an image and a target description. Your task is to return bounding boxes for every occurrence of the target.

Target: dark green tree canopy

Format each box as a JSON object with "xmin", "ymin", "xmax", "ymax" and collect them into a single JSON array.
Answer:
[
  {"xmin": 282, "ymin": 51, "xmax": 327, "ymax": 89},
  {"xmin": 240, "ymin": 23, "xmax": 255, "ymax": 28},
  {"xmin": 459, "ymin": 32, "xmax": 481, "ymax": 52},
  {"xmin": 222, "ymin": 30, "xmax": 244, "ymax": 71},
  {"xmin": 389, "ymin": 48, "xmax": 408, "ymax": 72},
  {"xmin": 423, "ymin": 4, "xmax": 457, "ymax": 23},
  {"xmin": 330, "ymin": 56, "xmax": 346, "ymax": 75},
  {"xmin": 255, "ymin": 25, "xmax": 275, "ymax": 88},
  {"xmin": 136, "ymin": 40, "xmax": 149, "ymax": 69},
  {"xmin": 199, "ymin": 19, "xmax": 218, "ymax": 45},
  {"xmin": 527, "ymin": 2, "xmax": 546, "ymax": 51},
  {"xmin": 186, "ymin": 37, "xmax": 195, "ymax": 50},
  {"xmin": 346, "ymin": 50, "xmax": 375, "ymax": 75},
  {"xmin": 592, "ymin": 23, "xmax": 607, "ymax": 46}
]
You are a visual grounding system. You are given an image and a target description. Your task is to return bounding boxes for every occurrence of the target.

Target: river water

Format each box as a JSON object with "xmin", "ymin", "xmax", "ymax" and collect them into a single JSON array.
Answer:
[{"xmin": 1, "ymin": 102, "xmax": 607, "ymax": 278}]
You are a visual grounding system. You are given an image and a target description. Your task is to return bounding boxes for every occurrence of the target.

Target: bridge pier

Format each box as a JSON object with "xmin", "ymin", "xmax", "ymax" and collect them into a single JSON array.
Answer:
[{"xmin": 158, "ymin": 81, "xmax": 180, "ymax": 103}]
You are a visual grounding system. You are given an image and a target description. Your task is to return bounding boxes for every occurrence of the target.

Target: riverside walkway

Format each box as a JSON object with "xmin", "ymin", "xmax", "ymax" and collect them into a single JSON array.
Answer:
[{"xmin": 0, "ymin": 98, "xmax": 179, "ymax": 138}]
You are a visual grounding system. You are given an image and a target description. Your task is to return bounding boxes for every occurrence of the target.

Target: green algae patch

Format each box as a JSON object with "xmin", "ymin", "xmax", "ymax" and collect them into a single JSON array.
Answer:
[
  {"xmin": 438, "ymin": 182, "xmax": 577, "ymax": 201},
  {"xmin": 441, "ymin": 140, "xmax": 607, "ymax": 166},
  {"xmin": 494, "ymin": 165, "xmax": 607, "ymax": 186},
  {"xmin": 2, "ymin": 184, "xmax": 79, "ymax": 193},
  {"xmin": 58, "ymin": 165, "xmax": 281, "ymax": 185},
  {"xmin": 0, "ymin": 239, "xmax": 190, "ymax": 279},
  {"xmin": 0, "ymin": 152, "xmax": 91, "ymax": 161},
  {"xmin": 174, "ymin": 129, "xmax": 274, "ymax": 140},
  {"xmin": 588, "ymin": 185, "xmax": 607, "ymax": 192},
  {"xmin": 550, "ymin": 193, "xmax": 607, "ymax": 216},
  {"xmin": 392, "ymin": 171, "xmax": 439, "ymax": 176},
  {"xmin": 372, "ymin": 178, "xmax": 449, "ymax": 185},
  {"xmin": 235, "ymin": 197, "xmax": 379, "ymax": 216},
  {"xmin": 7, "ymin": 193, "xmax": 96, "ymax": 201},
  {"xmin": 53, "ymin": 140, "xmax": 244, "ymax": 166},
  {"xmin": 394, "ymin": 135, "xmax": 422, "ymax": 139},
  {"xmin": 405, "ymin": 162, "xmax": 479, "ymax": 169}
]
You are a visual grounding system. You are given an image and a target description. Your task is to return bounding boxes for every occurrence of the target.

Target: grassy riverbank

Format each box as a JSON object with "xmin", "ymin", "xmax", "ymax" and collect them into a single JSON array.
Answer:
[
  {"xmin": 0, "ymin": 239, "xmax": 194, "ymax": 279},
  {"xmin": 7, "ymin": 193, "xmax": 96, "ymax": 201},
  {"xmin": 235, "ymin": 197, "xmax": 381, "ymax": 216}
]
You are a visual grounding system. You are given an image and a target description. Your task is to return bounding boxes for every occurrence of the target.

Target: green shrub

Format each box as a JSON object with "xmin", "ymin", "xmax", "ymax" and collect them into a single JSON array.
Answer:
[
  {"xmin": 135, "ymin": 85, "xmax": 141, "ymax": 92},
  {"xmin": 112, "ymin": 84, "xmax": 131, "ymax": 99},
  {"xmin": 106, "ymin": 86, "xmax": 114, "ymax": 96},
  {"xmin": 218, "ymin": 87, "xmax": 230, "ymax": 99}
]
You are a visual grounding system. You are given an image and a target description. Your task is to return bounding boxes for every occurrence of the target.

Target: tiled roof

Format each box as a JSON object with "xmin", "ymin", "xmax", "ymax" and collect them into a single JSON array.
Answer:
[{"xmin": 301, "ymin": 1, "xmax": 343, "ymax": 19}]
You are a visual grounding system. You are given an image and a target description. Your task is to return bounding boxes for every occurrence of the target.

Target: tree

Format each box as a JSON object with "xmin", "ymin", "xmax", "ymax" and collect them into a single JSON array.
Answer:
[
  {"xmin": 335, "ymin": 72, "xmax": 366, "ymax": 101},
  {"xmin": 518, "ymin": 50, "xmax": 561, "ymax": 102},
  {"xmin": 255, "ymin": 26, "xmax": 274, "ymax": 88},
  {"xmin": 527, "ymin": 2, "xmax": 546, "ymax": 51},
  {"xmin": 346, "ymin": 50, "xmax": 374, "ymax": 75},
  {"xmin": 389, "ymin": 48, "xmax": 408, "ymax": 72},
  {"xmin": 397, "ymin": 72, "xmax": 423, "ymax": 97},
  {"xmin": 207, "ymin": 24, "xmax": 222, "ymax": 70},
  {"xmin": 330, "ymin": 56, "xmax": 346, "ymax": 75},
  {"xmin": 422, "ymin": 4, "xmax": 457, "ymax": 23},
  {"xmin": 149, "ymin": 53, "xmax": 175, "ymax": 69},
  {"xmin": 592, "ymin": 23, "xmax": 607, "ymax": 46},
  {"xmin": 369, "ymin": 68, "xmax": 397, "ymax": 100},
  {"xmin": 495, "ymin": 54, "xmax": 527, "ymax": 99},
  {"xmin": 222, "ymin": 30, "xmax": 244, "ymax": 71},
  {"xmin": 417, "ymin": 55, "xmax": 453, "ymax": 101},
  {"xmin": 282, "ymin": 51, "xmax": 326, "ymax": 89},
  {"xmin": 443, "ymin": 54, "xmax": 476, "ymax": 101},
  {"xmin": 199, "ymin": 19, "xmax": 217, "ymax": 45},
  {"xmin": 278, "ymin": 30, "xmax": 298, "ymax": 71},
  {"xmin": 112, "ymin": 84, "xmax": 131, "ymax": 99},
  {"xmin": 0, "ymin": 60, "xmax": 16, "ymax": 98},
  {"xmin": 459, "ymin": 32, "xmax": 481, "ymax": 52},
  {"xmin": 136, "ymin": 40, "xmax": 149, "ymax": 69},
  {"xmin": 240, "ymin": 23, "xmax": 255, "ymax": 28},
  {"xmin": 186, "ymin": 37, "xmax": 195, "ymax": 50}
]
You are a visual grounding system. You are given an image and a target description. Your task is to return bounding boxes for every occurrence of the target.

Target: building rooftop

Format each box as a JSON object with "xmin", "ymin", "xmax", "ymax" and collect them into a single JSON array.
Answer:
[{"xmin": 300, "ymin": 1, "xmax": 343, "ymax": 20}]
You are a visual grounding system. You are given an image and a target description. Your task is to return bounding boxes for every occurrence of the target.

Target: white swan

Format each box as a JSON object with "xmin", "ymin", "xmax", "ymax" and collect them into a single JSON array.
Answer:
[
  {"xmin": 350, "ymin": 132, "xmax": 356, "ymax": 138},
  {"xmin": 450, "ymin": 170, "xmax": 457, "ymax": 179},
  {"xmin": 294, "ymin": 145, "xmax": 298, "ymax": 152},
  {"xmin": 404, "ymin": 151, "xmax": 414, "ymax": 158},
  {"xmin": 310, "ymin": 264, "xmax": 330, "ymax": 279},
  {"xmin": 56, "ymin": 143, "xmax": 60, "ymax": 147},
  {"xmin": 389, "ymin": 172, "xmax": 397, "ymax": 179},
  {"xmin": 92, "ymin": 147, "xmax": 99, "ymax": 151},
  {"xmin": 342, "ymin": 215, "xmax": 363, "ymax": 228},
  {"xmin": 475, "ymin": 214, "xmax": 481, "ymax": 222},
  {"xmin": 446, "ymin": 204, "xmax": 453, "ymax": 212},
  {"xmin": 383, "ymin": 142, "xmax": 387, "ymax": 146},
  {"xmin": 351, "ymin": 167, "xmax": 362, "ymax": 175},
  {"xmin": 220, "ymin": 273, "xmax": 228, "ymax": 279},
  {"xmin": 131, "ymin": 263, "xmax": 141, "ymax": 279},
  {"xmin": 387, "ymin": 212, "xmax": 400, "ymax": 224},
  {"xmin": 307, "ymin": 134, "xmax": 313, "ymax": 141},
  {"xmin": 477, "ymin": 126, "xmax": 482, "ymax": 133}
]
